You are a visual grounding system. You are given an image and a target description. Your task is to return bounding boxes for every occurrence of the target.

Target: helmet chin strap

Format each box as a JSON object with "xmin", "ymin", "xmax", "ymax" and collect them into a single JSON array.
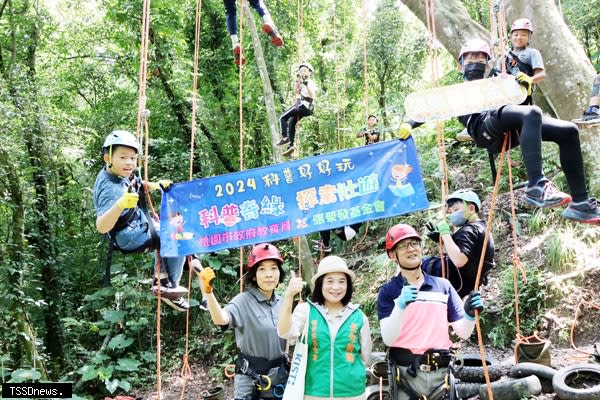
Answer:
[{"xmin": 399, "ymin": 263, "xmax": 421, "ymax": 271}]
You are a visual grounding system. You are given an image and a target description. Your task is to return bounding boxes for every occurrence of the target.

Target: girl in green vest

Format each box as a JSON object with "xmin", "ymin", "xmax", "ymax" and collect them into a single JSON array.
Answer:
[{"xmin": 278, "ymin": 255, "xmax": 372, "ymax": 400}]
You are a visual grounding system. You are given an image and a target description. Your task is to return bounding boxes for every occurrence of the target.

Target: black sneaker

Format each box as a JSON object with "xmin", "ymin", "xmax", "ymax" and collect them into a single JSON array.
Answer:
[
  {"xmin": 562, "ymin": 198, "xmax": 600, "ymax": 225},
  {"xmin": 161, "ymin": 296, "xmax": 190, "ymax": 312},
  {"xmin": 312, "ymin": 241, "xmax": 332, "ymax": 253},
  {"xmin": 524, "ymin": 178, "xmax": 572, "ymax": 208},
  {"xmin": 151, "ymin": 278, "xmax": 188, "ymax": 300},
  {"xmin": 282, "ymin": 146, "xmax": 295, "ymax": 157},
  {"xmin": 277, "ymin": 137, "xmax": 289, "ymax": 146},
  {"xmin": 198, "ymin": 298, "xmax": 209, "ymax": 311},
  {"xmin": 582, "ymin": 109, "xmax": 600, "ymax": 122}
]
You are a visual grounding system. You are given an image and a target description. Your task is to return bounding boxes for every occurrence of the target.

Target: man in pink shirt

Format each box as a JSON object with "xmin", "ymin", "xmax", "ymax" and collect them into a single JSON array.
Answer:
[{"xmin": 377, "ymin": 224, "xmax": 484, "ymax": 400}]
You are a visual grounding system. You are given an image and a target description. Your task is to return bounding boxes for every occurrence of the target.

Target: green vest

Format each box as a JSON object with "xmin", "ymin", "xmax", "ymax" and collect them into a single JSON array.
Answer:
[{"xmin": 304, "ymin": 303, "xmax": 366, "ymax": 397}]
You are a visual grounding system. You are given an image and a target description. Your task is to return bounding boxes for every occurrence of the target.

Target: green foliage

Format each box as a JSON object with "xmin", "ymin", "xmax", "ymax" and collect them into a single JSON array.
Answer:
[
  {"xmin": 545, "ymin": 229, "xmax": 581, "ymax": 274},
  {"xmin": 483, "ymin": 264, "xmax": 552, "ymax": 348}
]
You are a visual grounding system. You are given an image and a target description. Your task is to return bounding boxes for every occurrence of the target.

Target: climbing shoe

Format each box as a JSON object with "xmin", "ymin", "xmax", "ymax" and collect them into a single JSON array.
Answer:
[
  {"xmin": 151, "ymin": 278, "xmax": 188, "ymax": 299},
  {"xmin": 282, "ymin": 146, "xmax": 295, "ymax": 157},
  {"xmin": 162, "ymin": 296, "xmax": 190, "ymax": 312},
  {"xmin": 582, "ymin": 109, "xmax": 600, "ymax": 122},
  {"xmin": 262, "ymin": 23, "xmax": 283, "ymax": 47},
  {"xmin": 233, "ymin": 43, "xmax": 246, "ymax": 66},
  {"xmin": 276, "ymin": 137, "xmax": 289, "ymax": 146},
  {"xmin": 524, "ymin": 178, "xmax": 572, "ymax": 208},
  {"xmin": 562, "ymin": 198, "xmax": 600, "ymax": 225}
]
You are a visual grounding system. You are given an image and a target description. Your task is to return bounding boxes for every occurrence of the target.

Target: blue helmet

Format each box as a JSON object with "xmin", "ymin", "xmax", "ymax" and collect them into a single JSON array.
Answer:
[{"xmin": 447, "ymin": 189, "xmax": 481, "ymax": 211}]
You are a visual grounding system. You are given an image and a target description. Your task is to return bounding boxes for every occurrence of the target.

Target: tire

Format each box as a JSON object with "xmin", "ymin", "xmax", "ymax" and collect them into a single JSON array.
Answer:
[
  {"xmin": 456, "ymin": 382, "xmax": 480, "ymax": 399},
  {"xmin": 552, "ymin": 363, "xmax": 600, "ymax": 400},
  {"xmin": 510, "ymin": 362, "xmax": 557, "ymax": 393},
  {"xmin": 479, "ymin": 375, "xmax": 542, "ymax": 400},
  {"xmin": 453, "ymin": 354, "xmax": 503, "ymax": 383},
  {"xmin": 365, "ymin": 384, "xmax": 391, "ymax": 400}
]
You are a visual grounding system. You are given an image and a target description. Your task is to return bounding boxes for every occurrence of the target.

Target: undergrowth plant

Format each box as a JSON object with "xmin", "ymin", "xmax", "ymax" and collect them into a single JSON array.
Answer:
[{"xmin": 483, "ymin": 264, "xmax": 553, "ymax": 348}]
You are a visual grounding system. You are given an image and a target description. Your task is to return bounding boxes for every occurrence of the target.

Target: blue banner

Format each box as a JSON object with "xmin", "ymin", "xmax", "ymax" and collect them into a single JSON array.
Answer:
[{"xmin": 160, "ymin": 139, "xmax": 428, "ymax": 256}]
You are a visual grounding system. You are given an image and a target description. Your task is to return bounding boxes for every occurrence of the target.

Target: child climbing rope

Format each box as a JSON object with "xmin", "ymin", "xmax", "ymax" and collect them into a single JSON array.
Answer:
[
  {"xmin": 400, "ymin": 39, "xmax": 600, "ymax": 225},
  {"xmin": 93, "ymin": 130, "xmax": 191, "ymax": 311},
  {"xmin": 223, "ymin": 0, "xmax": 283, "ymax": 66},
  {"xmin": 582, "ymin": 74, "xmax": 600, "ymax": 121},
  {"xmin": 277, "ymin": 62, "xmax": 317, "ymax": 157},
  {"xmin": 503, "ymin": 18, "xmax": 545, "ymax": 105}
]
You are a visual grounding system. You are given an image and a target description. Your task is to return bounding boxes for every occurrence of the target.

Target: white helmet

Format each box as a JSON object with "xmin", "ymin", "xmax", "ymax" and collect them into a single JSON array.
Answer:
[
  {"xmin": 297, "ymin": 62, "xmax": 314, "ymax": 74},
  {"xmin": 102, "ymin": 130, "xmax": 140, "ymax": 153}
]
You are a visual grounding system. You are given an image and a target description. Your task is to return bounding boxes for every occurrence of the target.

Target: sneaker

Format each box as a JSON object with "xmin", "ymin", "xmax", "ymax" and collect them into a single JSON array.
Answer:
[
  {"xmin": 582, "ymin": 109, "xmax": 600, "ymax": 122},
  {"xmin": 562, "ymin": 198, "xmax": 600, "ymax": 225},
  {"xmin": 276, "ymin": 137, "xmax": 289, "ymax": 146},
  {"xmin": 282, "ymin": 145, "xmax": 295, "ymax": 157},
  {"xmin": 190, "ymin": 256, "xmax": 203, "ymax": 276},
  {"xmin": 312, "ymin": 241, "xmax": 332, "ymax": 253},
  {"xmin": 456, "ymin": 128, "xmax": 473, "ymax": 142},
  {"xmin": 198, "ymin": 298, "xmax": 209, "ymax": 311},
  {"xmin": 151, "ymin": 279, "xmax": 189, "ymax": 300},
  {"xmin": 262, "ymin": 23, "xmax": 283, "ymax": 47},
  {"xmin": 524, "ymin": 178, "xmax": 572, "ymax": 208},
  {"xmin": 233, "ymin": 43, "xmax": 246, "ymax": 66},
  {"xmin": 161, "ymin": 296, "xmax": 190, "ymax": 312}
]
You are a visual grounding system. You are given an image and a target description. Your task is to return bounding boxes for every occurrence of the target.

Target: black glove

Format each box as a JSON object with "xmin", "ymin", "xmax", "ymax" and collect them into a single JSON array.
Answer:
[
  {"xmin": 426, "ymin": 221, "xmax": 440, "ymax": 242},
  {"xmin": 464, "ymin": 291, "xmax": 484, "ymax": 320},
  {"xmin": 302, "ymin": 80, "xmax": 308, "ymax": 85}
]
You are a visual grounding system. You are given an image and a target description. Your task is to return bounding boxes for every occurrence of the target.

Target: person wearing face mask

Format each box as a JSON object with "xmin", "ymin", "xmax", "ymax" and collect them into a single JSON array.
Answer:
[
  {"xmin": 377, "ymin": 223, "xmax": 483, "ymax": 400},
  {"xmin": 422, "ymin": 190, "xmax": 495, "ymax": 298},
  {"xmin": 398, "ymin": 38, "xmax": 600, "ymax": 226}
]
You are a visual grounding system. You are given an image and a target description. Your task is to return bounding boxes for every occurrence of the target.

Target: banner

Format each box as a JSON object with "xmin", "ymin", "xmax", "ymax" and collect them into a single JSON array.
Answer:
[{"xmin": 160, "ymin": 139, "xmax": 428, "ymax": 256}]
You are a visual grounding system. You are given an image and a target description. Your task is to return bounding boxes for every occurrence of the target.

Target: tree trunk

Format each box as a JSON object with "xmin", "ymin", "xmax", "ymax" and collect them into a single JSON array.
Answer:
[
  {"xmin": 400, "ymin": 0, "xmax": 600, "ymax": 193},
  {"xmin": 0, "ymin": 147, "xmax": 49, "ymax": 380},
  {"xmin": 244, "ymin": 6, "xmax": 316, "ymax": 281},
  {"xmin": 21, "ymin": 13, "xmax": 62, "ymax": 376}
]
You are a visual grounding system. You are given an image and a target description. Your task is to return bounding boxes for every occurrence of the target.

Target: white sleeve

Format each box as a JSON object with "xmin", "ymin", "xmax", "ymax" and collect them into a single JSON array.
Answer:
[
  {"xmin": 450, "ymin": 317, "xmax": 476, "ymax": 339},
  {"xmin": 278, "ymin": 302, "xmax": 309, "ymax": 340},
  {"xmin": 379, "ymin": 304, "xmax": 406, "ymax": 347}
]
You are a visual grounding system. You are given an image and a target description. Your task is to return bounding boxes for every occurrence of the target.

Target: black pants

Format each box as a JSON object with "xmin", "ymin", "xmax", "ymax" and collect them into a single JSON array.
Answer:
[
  {"xmin": 279, "ymin": 100, "xmax": 313, "ymax": 146},
  {"xmin": 483, "ymin": 105, "xmax": 588, "ymax": 202}
]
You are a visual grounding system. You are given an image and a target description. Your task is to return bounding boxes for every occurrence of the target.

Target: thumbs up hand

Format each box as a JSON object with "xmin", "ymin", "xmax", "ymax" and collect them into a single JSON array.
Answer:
[{"xmin": 285, "ymin": 270, "xmax": 306, "ymax": 299}]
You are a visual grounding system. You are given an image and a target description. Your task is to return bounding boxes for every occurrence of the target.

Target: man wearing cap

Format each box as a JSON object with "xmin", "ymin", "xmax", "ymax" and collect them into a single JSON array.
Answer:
[
  {"xmin": 377, "ymin": 223, "xmax": 483, "ymax": 400},
  {"xmin": 423, "ymin": 189, "xmax": 495, "ymax": 298}
]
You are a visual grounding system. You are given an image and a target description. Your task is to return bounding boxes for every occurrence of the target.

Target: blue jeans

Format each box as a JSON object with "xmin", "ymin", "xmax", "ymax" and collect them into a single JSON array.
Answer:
[{"xmin": 223, "ymin": 0, "xmax": 268, "ymax": 36}]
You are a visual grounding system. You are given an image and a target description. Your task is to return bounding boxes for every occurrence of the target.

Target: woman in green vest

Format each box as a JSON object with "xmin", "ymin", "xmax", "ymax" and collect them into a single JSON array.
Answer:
[{"xmin": 278, "ymin": 255, "xmax": 372, "ymax": 400}]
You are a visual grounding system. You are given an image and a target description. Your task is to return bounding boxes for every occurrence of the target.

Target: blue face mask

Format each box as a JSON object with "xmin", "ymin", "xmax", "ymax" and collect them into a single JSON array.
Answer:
[{"xmin": 449, "ymin": 209, "xmax": 468, "ymax": 227}]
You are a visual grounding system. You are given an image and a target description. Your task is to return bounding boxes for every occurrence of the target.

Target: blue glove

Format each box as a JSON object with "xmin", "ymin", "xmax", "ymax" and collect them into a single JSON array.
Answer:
[
  {"xmin": 395, "ymin": 285, "xmax": 418, "ymax": 310},
  {"xmin": 464, "ymin": 291, "xmax": 484, "ymax": 320}
]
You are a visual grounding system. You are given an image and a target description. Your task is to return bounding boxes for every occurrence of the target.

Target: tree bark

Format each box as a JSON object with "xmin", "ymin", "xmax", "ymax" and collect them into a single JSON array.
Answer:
[{"xmin": 244, "ymin": 6, "xmax": 316, "ymax": 281}]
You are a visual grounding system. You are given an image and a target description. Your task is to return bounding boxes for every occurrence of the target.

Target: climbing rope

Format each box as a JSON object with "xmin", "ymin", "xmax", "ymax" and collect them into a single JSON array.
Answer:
[
  {"xmin": 178, "ymin": 0, "xmax": 205, "ymax": 388},
  {"xmin": 362, "ymin": 0, "xmax": 369, "ymax": 125},
  {"xmin": 238, "ymin": 0, "xmax": 246, "ymax": 293},
  {"xmin": 570, "ymin": 299, "xmax": 600, "ymax": 358}
]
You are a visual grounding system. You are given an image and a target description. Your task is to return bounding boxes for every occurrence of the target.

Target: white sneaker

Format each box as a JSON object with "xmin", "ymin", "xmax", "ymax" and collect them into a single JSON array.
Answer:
[{"xmin": 162, "ymin": 296, "xmax": 190, "ymax": 312}]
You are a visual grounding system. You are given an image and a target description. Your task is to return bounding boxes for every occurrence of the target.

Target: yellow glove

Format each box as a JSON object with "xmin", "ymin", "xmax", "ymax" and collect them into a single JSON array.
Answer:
[
  {"xmin": 398, "ymin": 123, "xmax": 412, "ymax": 140},
  {"xmin": 515, "ymin": 72, "xmax": 533, "ymax": 96},
  {"xmin": 148, "ymin": 179, "xmax": 173, "ymax": 192},
  {"xmin": 199, "ymin": 267, "xmax": 216, "ymax": 293},
  {"xmin": 117, "ymin": 191, "xmax": 139, "ymax": 210}
]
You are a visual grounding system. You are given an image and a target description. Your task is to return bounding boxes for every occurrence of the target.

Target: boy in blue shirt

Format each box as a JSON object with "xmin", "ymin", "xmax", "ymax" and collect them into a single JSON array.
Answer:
[{"xmin": 93, "ymin": 130, "xmax": 189, "ymax": 311}]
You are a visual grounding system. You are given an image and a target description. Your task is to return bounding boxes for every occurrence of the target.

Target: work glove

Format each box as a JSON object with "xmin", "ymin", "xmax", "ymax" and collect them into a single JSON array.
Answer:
[
  {"xmin": 398, "ymin": 123, "xmax": 412, "ymax": 140},
  {"xmin": 117, "ymin": 191, "xmax": 139, "ymax": 210},
  {"xmin": 395, "ymin": 284, "xmax": 418, "ymax": 310},
  {"xmin": 148, "ymin": 179, "xmax": 172, "ymax": 192},
  {"xmin": 464, "ymin": 291, "xmax": 484, "ymax": 320},
  {"xmin": 425, "ymin": 221, "xmax": 440, "ymax": 242},
  {"xmin": 199, "ymin": 267, "xmax": 216, "ymax": 294},
  {"xmin": 436, "ymin": 220, "xmax": 452, "ymax": 236},
  {"xmin": 515, "ymin": 72, "xmax": 533, "ymax": 96}
]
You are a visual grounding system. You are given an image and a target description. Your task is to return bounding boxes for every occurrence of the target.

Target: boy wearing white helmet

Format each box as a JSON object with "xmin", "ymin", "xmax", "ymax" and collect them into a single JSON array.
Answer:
[
  {"xmin": 277, "ymin": 62, "xmax": 317, "ymax": 157},
  {"xmin": 93, "ymin": 130, "xmax": 191, "ymax": 311},
  {"xmin": 423, "ymin": 189, "xmax": 495, "ymax": 298}
]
